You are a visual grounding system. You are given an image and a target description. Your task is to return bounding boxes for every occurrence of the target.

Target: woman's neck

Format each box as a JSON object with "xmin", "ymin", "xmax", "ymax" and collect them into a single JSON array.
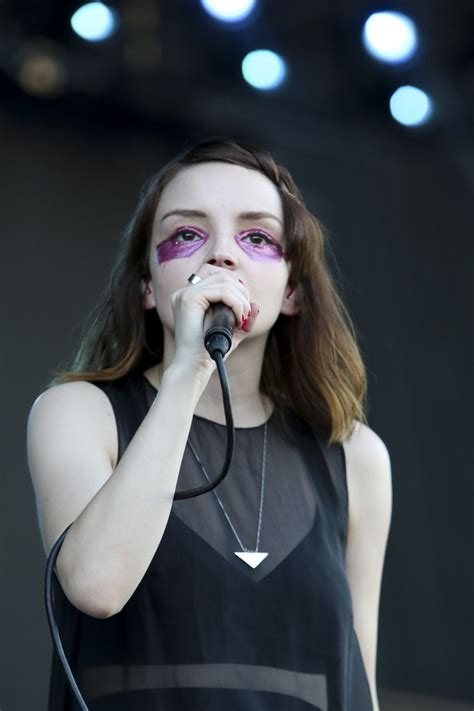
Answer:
[{"xmin": 143, "ymin": 361, "xmax": 274, "ymax": 428}]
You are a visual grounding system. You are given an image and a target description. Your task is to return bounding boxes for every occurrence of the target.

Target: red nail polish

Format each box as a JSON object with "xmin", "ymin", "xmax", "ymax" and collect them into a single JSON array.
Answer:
[{"xmin": 241, "ymin": 314, "xmax": 247, "ymax": 329}]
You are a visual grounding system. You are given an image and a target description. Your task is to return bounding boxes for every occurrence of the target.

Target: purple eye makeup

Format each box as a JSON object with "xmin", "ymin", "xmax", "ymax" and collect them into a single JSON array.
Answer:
[
  {"xmin": 155, "ymin": 226, "xmax": 208, "ymax": 264},
  {"xmin": 235, "ymin": 228, "xmax": 285, "ymax": 262},
  {"xmin": 155, "ymin": 225, "xmax": 285, "ymax": 264}
]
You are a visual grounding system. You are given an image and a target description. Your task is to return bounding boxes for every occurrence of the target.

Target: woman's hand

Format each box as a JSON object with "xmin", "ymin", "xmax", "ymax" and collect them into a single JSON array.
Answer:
[{"xmin": 168, "ymin": 266, "xmax": 259, "ymax": 382}]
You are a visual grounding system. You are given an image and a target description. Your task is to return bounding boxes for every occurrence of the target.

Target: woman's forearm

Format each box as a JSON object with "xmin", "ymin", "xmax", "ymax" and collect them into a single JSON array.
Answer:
[{"xmin": 56, "ymin": 363, "xmax": 207, "ymax": 617}]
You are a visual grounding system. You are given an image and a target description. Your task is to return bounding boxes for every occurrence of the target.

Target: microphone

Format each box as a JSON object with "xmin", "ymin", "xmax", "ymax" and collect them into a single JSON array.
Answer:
[{"xmin": 203, "ymin": 302, "xmax": 235, "ymax": 360}]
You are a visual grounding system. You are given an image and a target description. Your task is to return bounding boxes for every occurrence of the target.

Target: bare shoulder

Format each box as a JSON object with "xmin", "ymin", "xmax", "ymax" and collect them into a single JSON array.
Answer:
[
  {"xmin": 341, "ymin": 420, "xmax": 391, "ymax": 470},
  {"xmin": 341, "ymin": 420, "xmax": 392, "ymax": 525},
  {"xmin": 29, "ymin": 380, "xmax": 119, "ymax": 469},
  {"xmin": 27, "ymin": 381, "xmax": 120, "ymax": 563}
]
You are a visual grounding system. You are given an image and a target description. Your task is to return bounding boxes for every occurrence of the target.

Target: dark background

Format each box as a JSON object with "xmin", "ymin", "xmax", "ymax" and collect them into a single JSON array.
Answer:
[{"xmin": 1, "ymin": 0, "xmax": 473, "ymax": 708}]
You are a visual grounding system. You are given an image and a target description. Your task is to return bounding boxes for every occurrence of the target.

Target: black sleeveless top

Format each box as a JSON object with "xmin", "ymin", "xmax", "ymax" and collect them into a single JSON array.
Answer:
[{"xmin": 47, "ymin": 371, "xmax": 373, "ymax": 710}]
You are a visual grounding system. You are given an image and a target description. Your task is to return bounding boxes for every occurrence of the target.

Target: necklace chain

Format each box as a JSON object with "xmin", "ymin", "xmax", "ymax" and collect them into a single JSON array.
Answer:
[{"xmin": 186, "ymin": 421, "xmax": 267, "ymax": 553}]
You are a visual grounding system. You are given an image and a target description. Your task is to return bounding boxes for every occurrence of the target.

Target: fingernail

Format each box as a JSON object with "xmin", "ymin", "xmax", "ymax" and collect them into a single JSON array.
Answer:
[
  {"xmin": 249, "ymin": 302, "xmax": 259, "ymax": 319},
  {"xmin": 241, "ymin": 314, "xmax": 247, "ymax": 330}
]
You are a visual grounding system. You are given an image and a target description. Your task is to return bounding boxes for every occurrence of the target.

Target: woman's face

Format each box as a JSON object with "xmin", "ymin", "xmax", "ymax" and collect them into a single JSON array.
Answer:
[{"xmin": 146, "ymin": 161, "xmax": 294, "ymax": 336}]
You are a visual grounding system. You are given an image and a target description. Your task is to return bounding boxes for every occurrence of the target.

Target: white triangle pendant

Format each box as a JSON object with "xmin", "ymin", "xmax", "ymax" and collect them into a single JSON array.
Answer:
[{"xmin": 234, "ymin": 551, "xmax": 268, "ymax": 569}]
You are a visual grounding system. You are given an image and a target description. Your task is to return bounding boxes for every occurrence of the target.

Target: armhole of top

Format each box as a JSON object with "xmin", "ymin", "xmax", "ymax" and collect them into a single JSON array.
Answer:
[
  {"xmin": 86, "ymin": 374, "xmax": 151, "ymax": 466},
  {"xmin": 85, "ymin": 381, "xmax": 121, "ymax": 467},
  {"xmin": 316, "ymin": 433, "xmax": 349, "ymax": 555},
  {"xmin": 338, "ymin": 442, "xmax": 349, "ymax": 554}
]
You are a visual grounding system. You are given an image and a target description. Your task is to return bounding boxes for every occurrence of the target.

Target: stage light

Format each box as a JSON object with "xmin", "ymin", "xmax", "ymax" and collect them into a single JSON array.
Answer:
[
  {"xmin": 16, "ymin": 49, "xmax": 67, "ymax": 97},
  {"xmin": 363, "ymin": 11, "xmax": 418, "ymax": 63},
  {"xmin": 241, "ymin": 50, "xmax": 286, "ymax": 90},
  {"xmin": 70, "ymin": 2, "xmax": 117, "ymax": 42},
  {"xmin": 200, "ymin": 0, "xmax": 256, "ymax": 22},
  {"xmin": 389, "ymin": 85, "xmax": 432, "ymax": 126}
]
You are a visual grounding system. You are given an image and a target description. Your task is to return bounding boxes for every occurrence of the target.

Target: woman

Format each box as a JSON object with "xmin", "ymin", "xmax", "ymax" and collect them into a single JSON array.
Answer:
[{"xmin": 27, "ymin": 136, "xmax": 392, "ymax": 710}]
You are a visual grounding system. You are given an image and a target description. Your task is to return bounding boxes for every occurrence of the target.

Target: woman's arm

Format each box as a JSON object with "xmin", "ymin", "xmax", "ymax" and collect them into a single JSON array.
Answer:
[
  {"xmin": 27, "ymin": 363, "xmax": 208, "ymax": 618},
  {"xmin": 342, "ymin": 422, "xmax": 393, "ymax": 711}
]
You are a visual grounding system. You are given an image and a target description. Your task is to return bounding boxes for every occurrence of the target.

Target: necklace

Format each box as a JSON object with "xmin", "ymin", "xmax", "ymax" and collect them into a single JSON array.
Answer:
[{"xmin": 187, "ymin": 421, "xmax": 269, "ymax": 569}]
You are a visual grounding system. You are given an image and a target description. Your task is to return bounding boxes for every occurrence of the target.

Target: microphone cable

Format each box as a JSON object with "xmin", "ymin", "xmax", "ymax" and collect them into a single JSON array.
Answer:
[{"xmin": 44, "ymin": 306, "xmax": 236, "ymax": 709}]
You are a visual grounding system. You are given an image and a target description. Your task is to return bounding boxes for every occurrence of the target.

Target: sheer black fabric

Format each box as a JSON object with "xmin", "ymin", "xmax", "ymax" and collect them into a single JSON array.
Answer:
[{"xmin": 47, "ymin": 371, "xmax": 373, "ymax": 710}]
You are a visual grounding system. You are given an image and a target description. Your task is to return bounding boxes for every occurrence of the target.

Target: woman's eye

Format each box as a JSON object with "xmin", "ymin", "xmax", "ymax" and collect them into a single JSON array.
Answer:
[
  {"xmin": 173, "ymin": 229, "xmax": 201, "ymax": 242},
  {"xmin": 242, "ymin": 232, "xmax": 272, "ymax": 246}
]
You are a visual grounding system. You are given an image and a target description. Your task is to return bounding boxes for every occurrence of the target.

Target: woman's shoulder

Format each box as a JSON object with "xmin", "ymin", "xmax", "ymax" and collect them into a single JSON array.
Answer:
[
  {"xmin": 33, "ymin": 378, "xmax": 116, "ymax": 408},
  {"xmin": 341, "ymin": 420, "xmax": 392, "ymax": 528},
  {"xmin": 341, "ymin": 420, "xmax": 390, "ymax": 467},
  {"xmin": 30, "ymin": 380, "xmax": 119, "ymax": 468},
  {"xmin": 36, "ymin": 375, "xmax": 134, "ymax": 404}
]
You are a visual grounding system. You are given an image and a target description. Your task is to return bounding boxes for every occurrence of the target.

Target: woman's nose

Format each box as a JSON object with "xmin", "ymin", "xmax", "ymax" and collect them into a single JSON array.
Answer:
[
  {"xmin": 206, "ymin": 234, "xmax": 239, "ymax": 268},
  {"xmin": 207, "ymin": 251, "xmax": 238, "ymax": 268}
]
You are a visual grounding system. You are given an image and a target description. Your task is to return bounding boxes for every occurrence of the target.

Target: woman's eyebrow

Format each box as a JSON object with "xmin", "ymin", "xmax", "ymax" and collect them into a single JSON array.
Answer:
[{"xmin": 160, "ymin": 209, "xmax": 283, "ymax": 227}]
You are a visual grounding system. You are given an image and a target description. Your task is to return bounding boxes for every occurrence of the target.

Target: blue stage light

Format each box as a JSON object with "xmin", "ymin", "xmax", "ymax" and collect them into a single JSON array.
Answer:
[
  {"xmin": 71, "ymin": 2, "xmax": 117, "ymax": 42},
  {"xmin": 200, "ymin": 0, "xmax": 256, "ymax": 23},
  {"xmin": 363, "ymin": 11, "xmax": 418, "ymax": 63},
  {"xmin": 390, "ymin": 85, "xmax": 433, "ymax": 126},
  {"xmin": 241, "ymin": 50, "xmax": 286, "ymax": 90}
]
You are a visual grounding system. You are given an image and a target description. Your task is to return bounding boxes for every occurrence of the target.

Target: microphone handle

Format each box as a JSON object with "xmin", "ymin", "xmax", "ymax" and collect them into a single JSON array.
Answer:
[
  {"xmin": 203, "ymin": 302, "xmax": 235, "ymax": 334},
  {"xmin": 203, "ymin": 302, "xmax": 235, "ymax": 359}
]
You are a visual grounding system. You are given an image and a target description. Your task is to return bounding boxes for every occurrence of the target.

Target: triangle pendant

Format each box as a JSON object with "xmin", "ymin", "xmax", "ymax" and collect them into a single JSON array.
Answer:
[{"xmin": 234, "ymin": 551, "xmax": 268, "ymax": 568}]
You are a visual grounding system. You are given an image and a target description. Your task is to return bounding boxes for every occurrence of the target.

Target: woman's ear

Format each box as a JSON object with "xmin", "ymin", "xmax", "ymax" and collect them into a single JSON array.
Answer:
[
  {"xmin": 142, "ymin": 278, "xmax": 156, "ymax": 310},
  {"xmin": 280, "ymin": 284, "xmax": 300, "ymax": 317}
]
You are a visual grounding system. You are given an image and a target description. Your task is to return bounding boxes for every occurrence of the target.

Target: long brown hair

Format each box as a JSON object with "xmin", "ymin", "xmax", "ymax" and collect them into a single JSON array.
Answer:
[{"xmin": 48, "ymin": 136, "xmax": 368, "ymax": 444}]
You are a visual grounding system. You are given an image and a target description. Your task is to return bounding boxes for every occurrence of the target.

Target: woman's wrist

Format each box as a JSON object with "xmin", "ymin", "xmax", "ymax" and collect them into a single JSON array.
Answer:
[{"xmin": 161, "ymin": 360, "xmax": 213, "ymax": 400}]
